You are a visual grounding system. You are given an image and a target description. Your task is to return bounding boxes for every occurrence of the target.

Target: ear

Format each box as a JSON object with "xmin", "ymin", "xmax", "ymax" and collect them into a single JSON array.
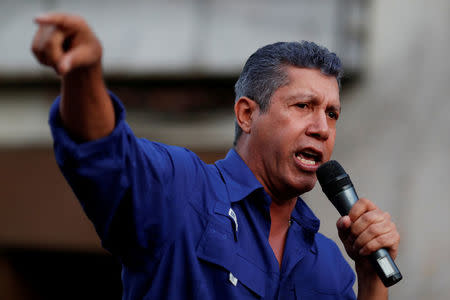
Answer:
[{"xmin": 234, "ymin": 96, "xmax": 259, "ymax": 134}]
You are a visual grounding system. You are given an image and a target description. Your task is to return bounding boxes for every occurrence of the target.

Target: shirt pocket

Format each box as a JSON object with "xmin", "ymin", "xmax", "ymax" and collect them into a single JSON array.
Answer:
[{"xmin": 196, "ymin": 220, "xmax": 266, "ymax": 299}]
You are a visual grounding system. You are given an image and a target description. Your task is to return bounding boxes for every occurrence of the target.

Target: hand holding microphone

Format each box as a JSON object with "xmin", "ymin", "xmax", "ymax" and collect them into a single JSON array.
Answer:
[{"xmin": 317, "ymin": 161, "xmax": 402, "ymax": 287}]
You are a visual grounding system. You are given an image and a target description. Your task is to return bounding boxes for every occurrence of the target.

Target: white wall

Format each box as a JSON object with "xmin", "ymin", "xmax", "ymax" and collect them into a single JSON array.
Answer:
[
  {"xmin": 305, "ymin": 1, "xmax": 450, "ymax": 299},
  {"xmin": 0, "ymin": 0, "xmax": 362, "ymax": 77}
]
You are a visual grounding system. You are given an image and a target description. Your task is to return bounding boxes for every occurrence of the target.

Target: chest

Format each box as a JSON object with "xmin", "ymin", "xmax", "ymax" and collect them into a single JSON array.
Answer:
[{"xmin": 180, "ymin": 201, "xmax": 352, "ymax": 299}]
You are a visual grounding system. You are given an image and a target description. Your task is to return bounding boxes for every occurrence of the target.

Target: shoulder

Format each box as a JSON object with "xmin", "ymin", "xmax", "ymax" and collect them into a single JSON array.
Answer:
[{"xmin": 137, "ymin": 140, "xmax": 226, "ymax": 208}]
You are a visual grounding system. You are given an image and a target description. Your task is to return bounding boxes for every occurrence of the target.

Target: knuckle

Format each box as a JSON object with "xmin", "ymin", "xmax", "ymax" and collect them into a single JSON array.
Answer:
[
  {"xmin": 350, "ymin": 225, "xmax": 359, "ymax": 236},
  {"xmin": 365, "ymin": 243, "xmax": 376, "ymax": 253},
  {"xmin": 367, "ymin": 225, "xmax": 377, "ymax": 236},
  {"xmin": 38, "ymin": 36, "xmax": 52, "ymax": 51},
  {"xmin": 390, "ymin": 222, "xmax": 397, "ymax": 231},
  {"xmin": 360, "ymin": 198, "xmax": 369, "ymax": 204},
  {"xmin": 73, "ymin": 15, "xmax": 86, "ymax": 26},
  {"xmin": 363, "ymin": 213, "xmax": 377, "ymax": 226},
  {"xmin": 377, "ymin": 234, "xmax": 388, "ymax": 246},
  {"xmin": 355, "ymin": 199, "xmax": 367, "ymax": 210},
  {"xmin": 31, "ymin": 43, "xmax": 41, "ymax": 55},
  {"xmin": 61, "ymin": 14, "xmax": 71, "ymax": 24},
  {"xmin": 348, "ymin": 212, "xmax": 358, "ymax": 222},
  {"xmin": 360, "ymin": 213, "xmax": 370, "ymax": 223},
  {"xmin": 363, "ymin": 198, "xmax": 374, "ymax": 208},
  {"xmin": 362, "ymin": 198, "xmax": 377, "ymax": 209},
  {"xmin": 394, "ymin": 231, "xmax": 400, "ymax": 243}
]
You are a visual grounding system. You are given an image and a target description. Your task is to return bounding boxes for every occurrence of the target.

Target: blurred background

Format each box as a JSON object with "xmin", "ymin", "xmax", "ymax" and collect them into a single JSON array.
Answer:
[{"xmin": 0, "ymin": 0, "xmax": 449, "ymax": 299}]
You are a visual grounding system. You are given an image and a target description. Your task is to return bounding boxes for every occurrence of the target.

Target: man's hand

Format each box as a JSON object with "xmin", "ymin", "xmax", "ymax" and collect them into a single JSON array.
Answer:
[
  {"xmin": 31, "ymin": 13, "xmax": 113, "ymax": 142},
  {"xmin": 336, "ymin": 198, "xmax": 400, "ymax": 299},
  {"xmin": 336, "ymin": 198, "xmax": 399, "ymax": 261},
  {"xmin": 31, "ymin": 13, "xmax": 102, "ymax": 76}
]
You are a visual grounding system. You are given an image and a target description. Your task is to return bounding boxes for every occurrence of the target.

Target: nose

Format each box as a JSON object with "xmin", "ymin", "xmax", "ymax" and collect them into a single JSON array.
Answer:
[{"xmin": 306, "ymin": 111, "xmax": 329, "ymax": 140}]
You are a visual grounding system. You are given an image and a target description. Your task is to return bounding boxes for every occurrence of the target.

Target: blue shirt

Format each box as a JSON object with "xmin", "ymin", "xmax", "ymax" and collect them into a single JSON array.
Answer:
[{"xmin": 49, "ymin": 93, "xmax": 356, "ymax": 299}]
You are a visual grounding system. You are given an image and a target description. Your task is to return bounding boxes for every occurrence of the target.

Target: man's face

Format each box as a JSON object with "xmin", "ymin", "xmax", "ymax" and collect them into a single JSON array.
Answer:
[{"xmin": 249, "ymin": 67, "xmax": 340, "ymax": 200}]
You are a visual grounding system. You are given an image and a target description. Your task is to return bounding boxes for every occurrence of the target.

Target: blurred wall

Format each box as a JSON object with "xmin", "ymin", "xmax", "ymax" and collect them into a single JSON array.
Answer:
[
  {"xmin": 305, "ymin": 1, "xmax": 450, "ymax": 299},
  {"xmin": 0, "ymin": 0, "xmax": 364, "ymax": 77}
]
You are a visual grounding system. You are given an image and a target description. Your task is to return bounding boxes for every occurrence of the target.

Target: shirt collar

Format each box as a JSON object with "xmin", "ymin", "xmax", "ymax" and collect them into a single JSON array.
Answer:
[
  {"xmin": 291, "ymin": 197, "xmax": 321, "ymax": 235},
  {"xmin": 215, "ymin": 148, "xmax": 321, "ymax": 234},
  {"xmin": 215, "ymin": 149, "xmax": 264, "ymax": 203}
]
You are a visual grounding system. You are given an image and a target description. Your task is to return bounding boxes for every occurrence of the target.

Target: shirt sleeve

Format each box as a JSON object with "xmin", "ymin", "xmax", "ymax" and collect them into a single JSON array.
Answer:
[{"xmin": 49, "ymin": 92, "xmax": 204, "ymax": 260}]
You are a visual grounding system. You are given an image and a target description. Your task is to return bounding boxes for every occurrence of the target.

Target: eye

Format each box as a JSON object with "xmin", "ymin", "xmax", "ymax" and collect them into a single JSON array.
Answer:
[
  {"xmin": 327, "ymin": 111, "xmax": 339, "ymax": 120},
  {"xmin": 296, "ymin": 103, "xmax": 308, "ymax": 109}
]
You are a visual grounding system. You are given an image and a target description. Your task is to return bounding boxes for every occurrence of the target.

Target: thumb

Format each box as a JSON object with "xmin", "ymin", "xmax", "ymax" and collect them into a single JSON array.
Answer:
[
  {"xmin": 336, "ymin": 215, "xmax": 353, "ymax": 249},
  {"xmin": 58, "ymin": 55, "xmax": 71, "ymax": 75},
  {"xmin": 57, "ymin": 44, "xmax": 98, "ymax": 75},
  {"xmin": 336, "ymin": 215, "xmax": 351, "ymax": 231}
]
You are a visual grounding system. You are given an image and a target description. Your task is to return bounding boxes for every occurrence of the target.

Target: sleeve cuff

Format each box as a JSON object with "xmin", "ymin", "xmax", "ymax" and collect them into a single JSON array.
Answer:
[{"xmin": 48, "ymin": 90, "xmax": 130, "ymax": 164}]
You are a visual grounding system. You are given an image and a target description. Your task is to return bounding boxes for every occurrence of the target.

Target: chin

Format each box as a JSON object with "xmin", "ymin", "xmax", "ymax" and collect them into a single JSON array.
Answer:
[{"xmin": 293, "ymin": 177, "xmax": 317, "ymax": 195}]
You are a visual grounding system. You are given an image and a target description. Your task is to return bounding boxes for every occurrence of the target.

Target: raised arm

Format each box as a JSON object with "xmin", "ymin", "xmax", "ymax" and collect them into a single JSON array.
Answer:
[{"xmin": 32, "ymin": 13, "xmax": 114, "ymax": 142}]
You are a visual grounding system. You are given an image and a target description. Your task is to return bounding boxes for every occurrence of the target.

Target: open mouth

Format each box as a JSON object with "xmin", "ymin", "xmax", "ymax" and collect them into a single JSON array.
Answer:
[{"xmin": 295, "ymin": 149, "xmax": 322, "ymax": 166}]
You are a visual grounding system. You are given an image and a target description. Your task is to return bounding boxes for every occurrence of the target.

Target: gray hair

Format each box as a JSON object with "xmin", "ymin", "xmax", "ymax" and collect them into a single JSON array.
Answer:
[{"xmin": 233, "ymin": 41, "xmax": 343, "ymax": 146}]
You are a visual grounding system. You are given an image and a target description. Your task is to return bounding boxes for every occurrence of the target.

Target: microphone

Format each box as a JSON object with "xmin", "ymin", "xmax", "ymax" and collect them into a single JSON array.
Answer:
[{"xmin": 317, "ymin": 160, "xmax": 402, "ymax": 287}]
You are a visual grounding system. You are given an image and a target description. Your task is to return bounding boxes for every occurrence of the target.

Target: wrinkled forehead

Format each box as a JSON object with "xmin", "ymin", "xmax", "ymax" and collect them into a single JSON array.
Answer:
[{"xmin": 276, "ymin": 66, "xmax": 340, "ymax": 105}]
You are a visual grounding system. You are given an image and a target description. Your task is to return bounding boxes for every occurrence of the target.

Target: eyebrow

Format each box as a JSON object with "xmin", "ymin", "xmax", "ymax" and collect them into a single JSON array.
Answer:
[{"xmin": 287, "ymin": 92, "xmax": 341, "ymax": 112}]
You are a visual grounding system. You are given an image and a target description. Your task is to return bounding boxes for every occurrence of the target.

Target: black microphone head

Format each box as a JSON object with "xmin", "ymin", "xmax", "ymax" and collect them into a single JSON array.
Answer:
[
  {"xmin": 317, "ymin": 160, "xmax": 353, "ymax": 199},
  {"xmin": 317, "ymin": 160, "xmax": 345, "ymax": 185}
]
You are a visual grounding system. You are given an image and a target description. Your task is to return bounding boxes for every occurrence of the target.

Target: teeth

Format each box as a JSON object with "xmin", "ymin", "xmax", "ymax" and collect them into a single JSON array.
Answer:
[{"xmin": 296, "ymin": 155, "xmax": 316, "ymax": 165}]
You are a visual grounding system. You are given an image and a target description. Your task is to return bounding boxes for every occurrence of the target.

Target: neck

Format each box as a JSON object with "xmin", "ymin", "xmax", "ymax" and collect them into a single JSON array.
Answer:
[
  {"xmin": 270, "ymin": 197, "xmax": 297, "ymax": 229},
  {"xmin": 268, "ymin": 197, "xmax": 297, "ymax": 268},
  {"xmin": 235, "ymin": 144, "xmax": 301, "ymax": 202}
]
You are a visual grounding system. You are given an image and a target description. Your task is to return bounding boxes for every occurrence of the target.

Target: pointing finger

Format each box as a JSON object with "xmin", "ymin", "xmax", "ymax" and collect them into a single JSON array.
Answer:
[
  {"xmin": 31, "ymin": 24, "xmax": 65, "ymax": 70},
  {"xmin": 34, "ymin": 13, "xmax": 85, "ymax": 34}
]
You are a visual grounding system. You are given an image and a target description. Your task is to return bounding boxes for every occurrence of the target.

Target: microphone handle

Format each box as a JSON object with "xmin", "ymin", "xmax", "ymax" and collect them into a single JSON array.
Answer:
[{"xmin": 331, "ymin": 187, "xmax": 403, "ymax": 287}]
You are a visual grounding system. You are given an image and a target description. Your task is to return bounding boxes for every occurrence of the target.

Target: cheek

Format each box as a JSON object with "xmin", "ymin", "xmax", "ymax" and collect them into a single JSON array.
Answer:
[{"xmin": 324, "ymin": 134, "xmax": 336, "ymax": 159}]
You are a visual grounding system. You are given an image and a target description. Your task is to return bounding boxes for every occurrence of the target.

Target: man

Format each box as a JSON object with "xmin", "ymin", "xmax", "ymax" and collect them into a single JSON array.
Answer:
[{"xmin": 32, "ymin": 13, "xmax": 400, "ymax": 299}]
